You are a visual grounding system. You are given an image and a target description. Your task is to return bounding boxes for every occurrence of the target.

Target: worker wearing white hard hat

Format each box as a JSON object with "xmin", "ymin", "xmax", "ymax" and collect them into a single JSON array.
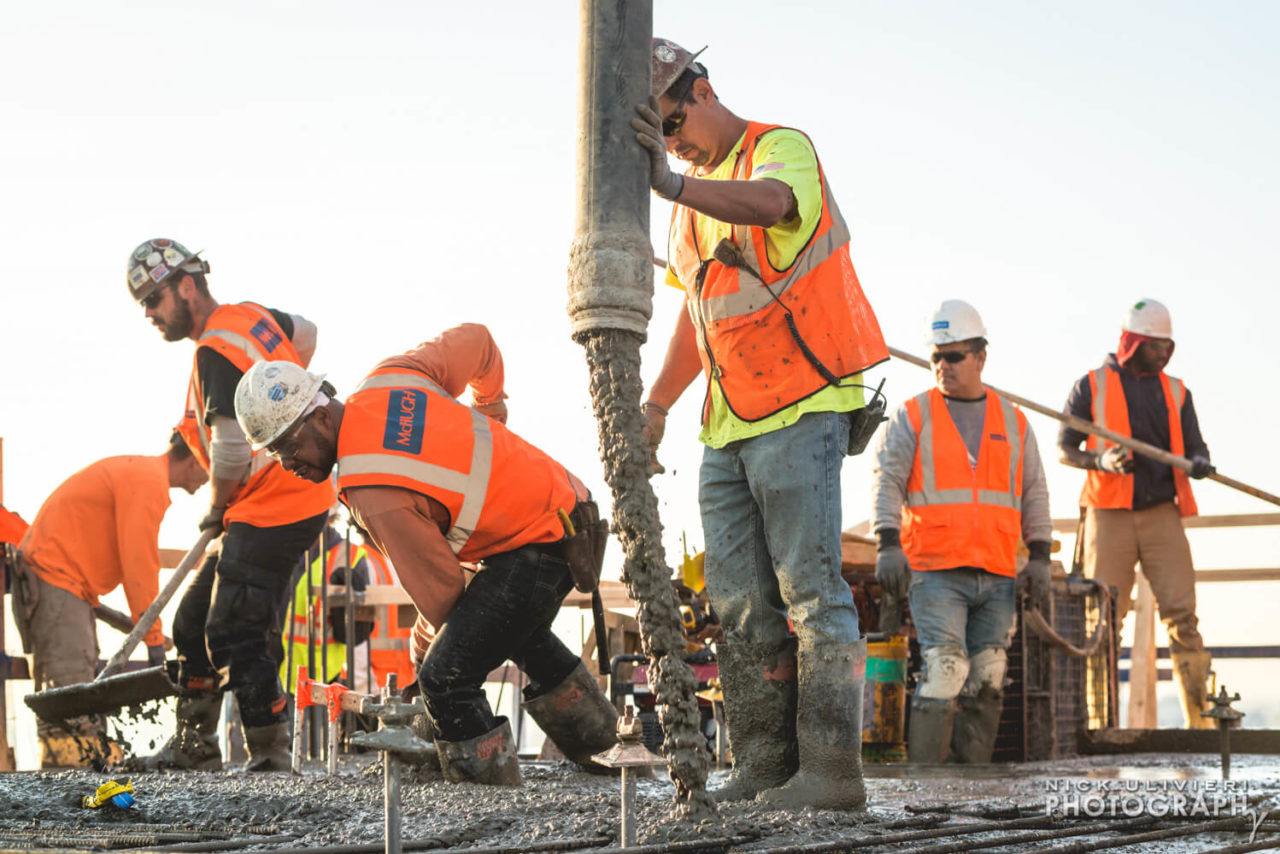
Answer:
[
  {"xmin": 1058, "ymin": 298, "xmax": 1215, "ymax": 728},
  {"xmin": 235, "ymin": 324, "xmax": 626, "ymax": 788},
  {"xmin": 872, "ymin": 300, "xmax": 1053, "ymax": 764}
]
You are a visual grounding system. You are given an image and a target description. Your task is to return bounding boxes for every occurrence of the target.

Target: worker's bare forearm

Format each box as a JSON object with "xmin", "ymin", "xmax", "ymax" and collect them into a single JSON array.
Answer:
[
  {"xmin": 209, "ymin": 476, "xmax": 243, "ymax": 512},
  {"xmin": 646, "ymin": 303, "xmax": 702, "ymax": 410},
  {"xmin": 676, "ymin": 176, "xmax": 796, "ymax": 228}
]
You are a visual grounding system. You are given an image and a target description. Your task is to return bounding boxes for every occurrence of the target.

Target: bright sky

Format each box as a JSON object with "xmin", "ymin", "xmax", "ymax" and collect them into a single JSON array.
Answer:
[{"xmin": 2, "ymin": 2, "xmax": 1279, "ymax": 755}]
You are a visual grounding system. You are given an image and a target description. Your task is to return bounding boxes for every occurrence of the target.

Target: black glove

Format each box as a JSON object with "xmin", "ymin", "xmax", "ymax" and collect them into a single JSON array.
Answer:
[
  {"xmin": 146, "ymin": 644, "xmax": 167, "ymax": 667},
  {"xmin": 198, "ymin": 505, "xmax": 227, "ymax": 533},
  {"xmin": 1190, "ymin": 455, "xmax": 1214, "ymax": 480},
  {"xmin": 329, "ymin": 564, "xmax": 369, "ymax": 592},
  {"xmin": 1016, "ymin": 540, "xmax": 1053, "ymax": 612}
]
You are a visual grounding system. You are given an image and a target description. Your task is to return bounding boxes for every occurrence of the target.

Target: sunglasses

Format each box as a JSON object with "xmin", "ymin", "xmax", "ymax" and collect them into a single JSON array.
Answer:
[
  {"xmin": 661, "ymin": 72, "xmax": 703, "ymax": 137},
  {"xmin": 930, "ymin": 350, "xmax": 973, "ymax": 365},
  {"xmin": 140, "ymin": 282, "xmax": 173, "ymax": 309}
]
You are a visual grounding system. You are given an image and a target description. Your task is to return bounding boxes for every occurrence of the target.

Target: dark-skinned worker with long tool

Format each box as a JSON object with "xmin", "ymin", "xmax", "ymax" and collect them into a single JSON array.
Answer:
[
  {"xmin": 127, "ymin": 238, "xmax": 335, "ymax": 770},
  {"xmin": 232, "ymin": 323, "xmax": 618, "ymax": 787},
  {"xmin": 12, "ymin": 434, "xmax": 208, "ymax": 767},
  {"xmin": 871, "ymin": 301, "xmax": 1052, "ymax": 765},
  {"xmin": 1059, "ymin": 298, "xmax": 1215, "ymax": 728},
  {"xmin": 634, "ymin": 38, "xmax": 889, "ymax": 810}
]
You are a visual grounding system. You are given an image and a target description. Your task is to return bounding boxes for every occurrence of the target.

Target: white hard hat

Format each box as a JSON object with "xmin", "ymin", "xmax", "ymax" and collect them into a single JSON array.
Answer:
[
  {"xmin": 235, "ymin": 361, "xmax": 326, "ymax": 451},
  {"xmin": 927, "ymin": 299, "xmax": 987, "ymax": 345},
  {"xmin": 1122, "ymin": 298, "xmax": 1172, "ymax": 339}
]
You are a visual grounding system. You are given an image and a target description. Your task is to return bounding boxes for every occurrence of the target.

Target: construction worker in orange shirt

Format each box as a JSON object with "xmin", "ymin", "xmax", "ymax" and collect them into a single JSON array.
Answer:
[
  {"xmin": 12, "ymin": 435, "xmax": 207, "ymax": 767},
  {"xmin": 127, "ymin": 238, "xmax": 336, "ymax": 771},
  {"xmin": 234, "ymin": 323, "xmax": 619, "ymax": 786}
]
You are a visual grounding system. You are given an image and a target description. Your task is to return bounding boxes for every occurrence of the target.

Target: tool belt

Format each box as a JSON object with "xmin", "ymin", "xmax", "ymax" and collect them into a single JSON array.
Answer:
[
  {"xmin": 7, "ymin": 547, "xmax": 39, "ymax": 654},
  {"xmin": 558, "ymin": 500, "xmax": 610, "ymax": 594}
]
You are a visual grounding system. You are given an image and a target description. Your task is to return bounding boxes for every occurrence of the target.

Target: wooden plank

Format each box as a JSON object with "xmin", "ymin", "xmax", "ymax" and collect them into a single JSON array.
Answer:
[
  {"xmin": 1082, "ymin": 727, "xmax": 1280, "ymax": 755},
  {"xmin": 1128, "ymin": 570, "xmax": 1158, "ymax": 728},
  {"xmin": 1194, "ymin": 568, "xmax": 1280, "ymax": 583},
  {"xmin": 1053, "ymin": 512, "xmax": 1280, "ymax": 533}
]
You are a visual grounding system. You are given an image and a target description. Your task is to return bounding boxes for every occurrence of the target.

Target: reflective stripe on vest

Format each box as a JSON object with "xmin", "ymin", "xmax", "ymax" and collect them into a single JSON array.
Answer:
[
  {"xmin": 343, "ymin": 371, "xmax": 493, "ymax": 554},
  {"xmin": 907, "ymin": 392, "xmax": 1023, "ymax": 513}
]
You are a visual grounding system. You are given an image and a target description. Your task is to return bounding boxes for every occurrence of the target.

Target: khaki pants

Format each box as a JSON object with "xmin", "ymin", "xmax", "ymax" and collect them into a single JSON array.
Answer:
[
  {"xmin": 1084, "ymin": 502, "xmax": 1204, "ymax": 653},
  {"xmin": 27, "ymin": 571, "xmax": 101, "ymax": 741}
]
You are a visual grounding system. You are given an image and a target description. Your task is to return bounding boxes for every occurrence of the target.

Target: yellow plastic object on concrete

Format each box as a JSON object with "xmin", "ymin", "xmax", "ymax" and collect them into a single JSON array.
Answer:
[
  {"xmin": 681, "ymin": 548, "xmax": 706, "ymax": 594},
  {"xmin": 863, "ymin": 635, "xmax": 908, "ymax": 762}
]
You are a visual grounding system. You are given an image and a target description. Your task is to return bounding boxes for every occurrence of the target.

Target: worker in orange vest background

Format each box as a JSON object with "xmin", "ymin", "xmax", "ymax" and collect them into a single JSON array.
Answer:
[
  {"xmin": 233, "ymin": 324, "xmax": 619, "ymax": 787},
  {"xmin": 127, "ymin": 238, "xmax": 335, "ymax": 771},
  {"xmin": 872, "ymin": 301, "xmax": 1052, "ymax": 765},
  {"xmin": 1059, "ymin": 298, "xmax": 1215, "ymax": 728},
  {"xmin": 359, "ymin": 540, "xmax": 417, "ymax": 693},
  {"xmin": 633, "ymin": 38, "xmax": 888, "ymax": 810},
  {"xmin": 12, "ymin": 434, "xmax": 207, "ymax": 767}
]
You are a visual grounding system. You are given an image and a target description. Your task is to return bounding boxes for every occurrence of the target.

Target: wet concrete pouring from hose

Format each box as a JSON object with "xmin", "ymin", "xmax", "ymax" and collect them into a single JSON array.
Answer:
[{"xmin": 0, "ymin": 754, "xmax": 1274, "ymax": 850}]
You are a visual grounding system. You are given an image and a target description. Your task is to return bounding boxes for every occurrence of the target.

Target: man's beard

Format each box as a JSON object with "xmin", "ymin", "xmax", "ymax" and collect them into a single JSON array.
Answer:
[{"xmin": 163, "ymin": 296, "xmax": 195, "ymax": 341}]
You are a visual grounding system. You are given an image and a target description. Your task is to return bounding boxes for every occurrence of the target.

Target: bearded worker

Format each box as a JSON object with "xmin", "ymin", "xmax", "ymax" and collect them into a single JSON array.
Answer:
[{"xmin": 233, "ymin": 324, "xmax": 620, "ymax": 786}]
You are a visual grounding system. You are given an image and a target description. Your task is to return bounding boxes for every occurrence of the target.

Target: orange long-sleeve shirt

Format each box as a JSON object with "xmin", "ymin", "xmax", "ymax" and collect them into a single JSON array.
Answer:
[
  {"xmin": 343, "ymin": 324, "xmax": 506, "ymax": 631},
  {"xmin": 19, "ymin": 455, "xmax": 171, "ymax": 648}
]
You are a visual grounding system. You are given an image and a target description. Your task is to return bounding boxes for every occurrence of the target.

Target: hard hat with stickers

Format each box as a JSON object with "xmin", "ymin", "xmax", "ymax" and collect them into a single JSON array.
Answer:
[{"xmin": 126, "ymin": 237, "xmax": 210, "ymax": 304}]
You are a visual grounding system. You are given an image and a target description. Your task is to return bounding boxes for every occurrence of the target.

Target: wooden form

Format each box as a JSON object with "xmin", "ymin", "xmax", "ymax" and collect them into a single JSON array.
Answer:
[{"xmin": 1127, "ymin": 572, "xmax": 1158, "ymax": 728}]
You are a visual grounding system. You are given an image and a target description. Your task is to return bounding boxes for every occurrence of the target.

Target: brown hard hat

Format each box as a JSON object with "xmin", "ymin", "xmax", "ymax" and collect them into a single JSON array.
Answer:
[{"xmin": 651, "ymin": 37, "xmax": 707, "ymax": 98}]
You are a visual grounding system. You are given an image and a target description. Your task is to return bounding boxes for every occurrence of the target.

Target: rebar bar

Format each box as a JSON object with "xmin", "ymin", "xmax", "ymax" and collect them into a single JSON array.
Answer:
[
  {"xmin": 752, "ymin": 814, "xmax": 1058, "ymax": 853},
  {"xmin": 236, "ymin": 834, "xmax": 611, "ymax": 854},
  {"xmin": 1036, "ymin": 814, "xmax": 1257, "ymax": 852},
  {"xmin": 899, "ymin": 816, "xmax": 1158, "ymax": 853}
]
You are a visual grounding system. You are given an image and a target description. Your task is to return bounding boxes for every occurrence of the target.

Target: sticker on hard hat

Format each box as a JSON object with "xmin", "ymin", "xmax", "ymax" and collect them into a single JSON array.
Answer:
[
  {"xmin": 268, "ymin": 382, "xmax": 288, "ymax": 402},
  {"xmin": 133, "ymin": 245, "xmax": 151, "ymax": 260},
  {"xmin": 383, "ymin": 389, "xmax": 426, "ymax": 455},
  {"xmin": 932, "ymin": 320, "xmax": 950, "ymax": 330},
  {"xmin": 162, "ymin": 247, "xmax": 185, "ymax": 267},
  {"xmin": 149, "ymin": 264, "xmax": 169, "ymax": 282},
  {"xmin": 152, "ymin": 238, "xmax": 173, "ymax": 248},
  {"xmin": 146, "ymin": 251, "xmax": 162, "ymax": 267},
  {"xmin": 129, "ymin": 266, "xmax": 148, "ymax": 287},
  {"xmin": 655, "ymin": 44, "xmax": 677, "ymax": 62}
]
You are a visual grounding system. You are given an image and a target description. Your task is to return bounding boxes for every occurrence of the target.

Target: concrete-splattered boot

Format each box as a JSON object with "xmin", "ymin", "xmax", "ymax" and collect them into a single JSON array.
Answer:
[
  {"xmin": 712, "ymin": 641, "xmax": 798, "ymax": 803},
  {"xmin": 758, "ymin": 639, "xmax": 866, "ymax": 811},
  {"xmin": 523, "ymin": 662, "xmax": 618, "ymax": 773},
  {"xmin": 242, "ymin": 721, "xmax": 292, "ymax": 771},
  {"xmin": 136, "ymin": 694, "xmax": 223, "ymax": 771},
  {"xmin": 907, "ymin": 697, "xmax": 956, "ymax": 764},
  {"xmin": 436, "ymin": 718, "xmax": 522, "ymax": 786},
  {"xmin": 950, "ymin": 687, "xmax": 1003, "ymax": 763},
  {"xmin": 1171, "ymin": 650, "xmax": 1214, "ymax": 729}
]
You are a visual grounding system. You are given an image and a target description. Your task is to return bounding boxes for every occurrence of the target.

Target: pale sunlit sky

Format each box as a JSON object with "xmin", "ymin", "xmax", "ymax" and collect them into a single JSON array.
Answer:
[{"xmin": 2, "ymin": 2, "xmax": 1278, "ymax": 759}]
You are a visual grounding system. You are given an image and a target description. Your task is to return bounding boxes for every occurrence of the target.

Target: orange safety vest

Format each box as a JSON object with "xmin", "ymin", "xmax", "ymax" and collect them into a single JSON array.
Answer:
[
  {"xmin": 363, "ymin": 547, "xmax": 416, "ymax": 690},
  {"xmin": 177, "ymin": 303, "xmax": 335, "ymax": 527},
  {"xmin": 334, "ymin": 366, "xmax": 583, "ymax": 563},
  {"xmin": 668, "ymin": 122, "xmax": 889, "ymax": 423},
  {"xmin": 1079, "ymin": 365, "xmax": 1198, "ymax": 517},
  {"xmin": 900, "ymin": 389, "xmax": 1028, "ymax": 578}
]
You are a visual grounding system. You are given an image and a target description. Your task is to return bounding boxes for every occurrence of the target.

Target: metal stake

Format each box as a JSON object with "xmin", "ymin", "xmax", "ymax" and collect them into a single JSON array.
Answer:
[
  {"xmin": 350, "ymin": 672, "xmax": 432, "ymax": 854},
  {"xmin": 1205, "ymin": 684, "xmax": 1244, "ymax": 780},
  {"xmin": 592, "ymin": 710, "xmax": 665, "ymax": 849}
]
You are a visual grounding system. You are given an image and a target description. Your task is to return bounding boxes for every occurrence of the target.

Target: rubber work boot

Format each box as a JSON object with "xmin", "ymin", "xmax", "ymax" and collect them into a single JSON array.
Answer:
[
  {"xmin": 1171, "ymin": 650, "xmax": 1215, "ymax": 730},
  {"xmin": 436, "ymin": 718, "xmax": 522, "ymax": 786},
  {"xmin": 523, "ymin": 662, "xmax": 618, "ymax": 774},
  {"xmin": 950, "ymin": 686, "xmax": 1004, "ymax": 764},
  {"xmin": 242, "ymin": 721, "xmax": 292, "ymax": 771},
  {"xmin": 712, "ymin": 640, "xmax": 798, "ymax": 803},
  {"xmin": 907, "ymin": 697, "xmax": 956, "ymax": 764},
  {"xmin": 758, "ymin": 639, "xmax": 866, "ymax": 811},
  {"xmin": 136, "ymin": 694, "xmax": 223, "ymax": 771}
]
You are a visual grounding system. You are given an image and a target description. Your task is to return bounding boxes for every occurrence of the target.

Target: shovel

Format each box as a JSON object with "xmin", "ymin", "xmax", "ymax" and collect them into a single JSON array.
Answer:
[{"xmin": 24, "ymin": 529, "xmax": 219, "ymax": 721}]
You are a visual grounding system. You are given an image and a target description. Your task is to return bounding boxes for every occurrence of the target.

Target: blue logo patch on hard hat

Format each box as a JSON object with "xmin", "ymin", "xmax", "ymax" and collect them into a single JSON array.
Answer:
[
  {"xmin": 383, "ymin": 389, "xmax": 426, "ymax": 455},
  {"xmin": 932, "ymin": 320, "xmax": 950, "ymax": 330},
  {"xmin": 268, "ymin": 383, "xmax": 288, "ymax": 402}
]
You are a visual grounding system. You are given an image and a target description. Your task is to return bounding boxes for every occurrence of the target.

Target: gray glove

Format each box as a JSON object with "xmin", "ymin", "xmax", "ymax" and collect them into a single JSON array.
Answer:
[
  {"xmin": 146, "ymin": 644, "xmax": 167, "ymax": 667},
  {"xmin": 875, "ymin": 543, "xmax": 911, "ymax": 602},
  {"xmin": 1018, "ymin": 557, "xmax": 1052, "ymax": 612},
  {"xmin": 631, "ymin": 98, "xmax": 685, "ymax": 201},
  {"xmin": 641, "ymin": 401, "xmax": 667, "ymax": 476}
]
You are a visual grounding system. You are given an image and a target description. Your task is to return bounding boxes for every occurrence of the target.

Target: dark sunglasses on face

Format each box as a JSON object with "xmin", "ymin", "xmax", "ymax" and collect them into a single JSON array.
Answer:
[
  {"xmin": 660, "ymin": 72, "xmax": 703, "ymax": 137},
  {"xmin": 930, "ymin": 350, "xmax": 972, "ymax": 365},
  {"xmin": 141, "ymin": 282, "xmax": 173, "ymax": 309}
]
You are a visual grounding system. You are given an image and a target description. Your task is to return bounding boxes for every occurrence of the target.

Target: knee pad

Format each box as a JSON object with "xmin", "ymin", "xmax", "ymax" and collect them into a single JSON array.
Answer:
[
  {"xmin": 961, "ymin": 647, "xmax": 1007, "ymax": 698},
  {"xmin": 917, "ymin": 647, "xmax": 969, "ymax": 700}
]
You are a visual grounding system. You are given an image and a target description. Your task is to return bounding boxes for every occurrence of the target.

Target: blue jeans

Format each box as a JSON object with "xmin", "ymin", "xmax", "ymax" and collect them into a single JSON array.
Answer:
[
  {"xmin": 700, "ymin": 411, "xmax": 860, "ymax": 649},
  {"xmin": 908, "ymin": 568, "xmax": 1016, "ymax": 657}
]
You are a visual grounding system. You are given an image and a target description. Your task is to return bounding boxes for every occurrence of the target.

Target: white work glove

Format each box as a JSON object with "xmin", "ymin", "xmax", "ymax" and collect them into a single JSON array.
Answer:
[
  {"xmin": 631, "ymin": 98, "xmax": 685, "ymax": 201},
  {"xmin": 1096, "ymin": 446, "xmax": 1134, "ymax": 474}
]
